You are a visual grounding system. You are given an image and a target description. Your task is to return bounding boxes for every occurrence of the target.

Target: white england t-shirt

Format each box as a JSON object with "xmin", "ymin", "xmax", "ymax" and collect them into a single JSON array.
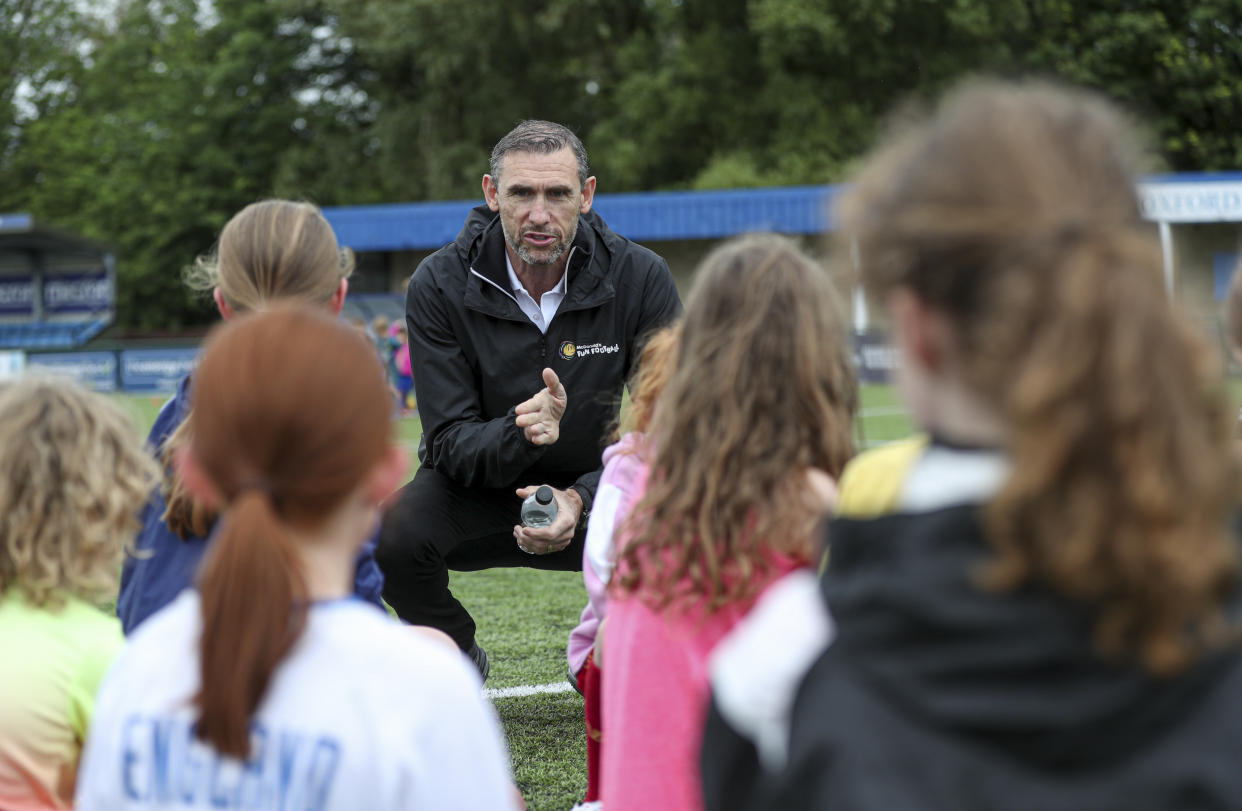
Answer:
[{"xmin": 76, "ymin": 593, "xmax": 517, "ymax": 811}]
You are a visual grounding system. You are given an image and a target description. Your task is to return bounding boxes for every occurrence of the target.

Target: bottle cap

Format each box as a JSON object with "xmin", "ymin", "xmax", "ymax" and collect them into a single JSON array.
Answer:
[{"xmin": 535, "ymin": 485, "xmax": 554, "ymax": 505}]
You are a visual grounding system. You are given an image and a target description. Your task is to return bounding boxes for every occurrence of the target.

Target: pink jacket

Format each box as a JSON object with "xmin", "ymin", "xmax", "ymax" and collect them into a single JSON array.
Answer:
[
  {"xmin": 394, "ymin": 342, "xmax": 412, "ymax": 377},
  {"xmin": 567, "ymin": 433, "xmax": 647, "ymax": 675},
  {"xmin": 601, "ymin": 474, "xmax": 805, "ymax": 811}
]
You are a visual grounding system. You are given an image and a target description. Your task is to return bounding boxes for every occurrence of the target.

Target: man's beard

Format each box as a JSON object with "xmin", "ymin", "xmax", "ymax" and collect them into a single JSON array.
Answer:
[{"xmin": 502, "ymin": 218, "xmax": 578, "ymax": 266}]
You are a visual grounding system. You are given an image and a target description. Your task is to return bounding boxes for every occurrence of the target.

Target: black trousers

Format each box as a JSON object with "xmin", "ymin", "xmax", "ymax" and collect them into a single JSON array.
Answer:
[{"xmin": 376, "ymin": 466, "xmax": 586, "ymax": 651}]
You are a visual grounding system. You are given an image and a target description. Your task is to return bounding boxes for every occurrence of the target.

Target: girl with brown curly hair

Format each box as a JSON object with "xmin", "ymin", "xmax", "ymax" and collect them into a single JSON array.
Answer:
[
  {"xmin": 703, "ymin": 79, "xmax": 1242, "ymax": 811},
  {"xmin": 0, "ymin": 377, "xmax": 159, "ymax": 810},
  {"xmin": 602, "ymin": 233, "xmax": 857, "ymax": 811},
  {"xmin": 567, "ymin": 323, "xmax": 681, "ymax": 806}
]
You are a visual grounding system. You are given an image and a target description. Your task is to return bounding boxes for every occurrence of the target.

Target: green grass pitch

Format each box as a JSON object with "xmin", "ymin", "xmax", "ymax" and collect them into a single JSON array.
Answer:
[{"xmin": 109, "ymin": 385, "xmax": 914, "ymax": 810}]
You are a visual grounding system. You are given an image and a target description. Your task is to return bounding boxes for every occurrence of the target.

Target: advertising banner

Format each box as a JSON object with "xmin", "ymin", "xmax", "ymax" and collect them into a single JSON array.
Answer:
[
  {"xmin": 0, "ymin": 276, "xmax": 35, "ymax": 317},
  {"xmin": 1139, "ymin": 181, "xmax": 1242, "ymax": 223},
  {"xmin": 120, "ymin": 348, "xmax": 197, "ymax": 394},
  {"xmin": 853, "ymin": 331, "xmax": 899, "ymax": 384},
  {"xmin": 27, "ymin": 351, "xmax": 117, "ymax": 392},
  {"xmin": 43, "ymin": 270, "xmax": 114, "ymax": 314}
]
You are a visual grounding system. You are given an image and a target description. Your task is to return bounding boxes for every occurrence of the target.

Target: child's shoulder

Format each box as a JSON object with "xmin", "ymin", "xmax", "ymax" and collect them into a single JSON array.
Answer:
[
  {"xmin": 0, "ymin": 589, "xmax": 124, "ymax": 682},
  {"xmin": 1, "ymin": 588, "xmax": 121, "ymax": 636},
  {"xmin": 59, "ymin": 594, "xmax": 125, "ymax": 638},
  {"xmin": 602, "ymin": 432, "xmax": 649, "ymax": 479},
  {"xmin": 311, "ymin": 602, "xmax": 479, "ymax": 688},
  {"xmin": 837, "ymin": 435, "xmax": 929, "ymax": 519}
]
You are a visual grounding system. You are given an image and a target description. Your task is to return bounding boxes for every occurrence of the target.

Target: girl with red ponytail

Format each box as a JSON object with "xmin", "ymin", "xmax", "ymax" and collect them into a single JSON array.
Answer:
[{"xmin": 77, "ymin": 306, "xmax": 519, "ymax": 811}]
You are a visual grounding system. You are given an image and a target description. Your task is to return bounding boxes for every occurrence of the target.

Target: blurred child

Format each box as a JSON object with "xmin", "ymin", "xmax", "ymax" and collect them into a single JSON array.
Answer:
[
  {"xmin": 390, "ymin": 322, "xmax": 415, "ymax": 413},
  {"xmin": 702, "ymin": 80, "xmax": 1242, "ymax": 811},
  {"xmin": 602, "ymin": 234, "xmax": 857, "ymax": 811},
  {"xmin": 116, "ymin": 200, "xmax": 386, "ymax": 634},
  {"xmin": 0, "ymin": 377, "xmax": 158, "ymax": 809},
  {"xmin": 371, "ymin": 314, "xmax": 393, "ymax": 380},
  {"xmin": 76, "ymin": 307, "xmax": 520, "ymax": 811},
  {"xmin": 567, "ymin": 323, "xmax": 680, "ymax": 806},
  {"xmin": 371, "ymin": 314, "xmax": 390, "ymax": 349}
]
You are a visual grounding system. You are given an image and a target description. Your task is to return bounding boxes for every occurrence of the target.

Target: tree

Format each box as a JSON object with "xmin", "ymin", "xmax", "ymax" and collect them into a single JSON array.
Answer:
[
  {"xmin": 5, "ymin": 0, "xmax": 360, "ymax": 327},
  {"xmin": 0, "ymin": 0, "xmax": 86, "ymax": 204},
  {"xmin": 588, "ymin": 0, "xmax": 1034, "ymax": 189},
  {"xmin": 5, "ymin": 0, "xmax": 1242, "ymax": 329},
  {"xmin": 274, "ymin": 0, "xmax": 664, "ymax": 202},
  {"xmin": 1020, "ymin": 0, "xmax": 1242, "ymax": 170}
]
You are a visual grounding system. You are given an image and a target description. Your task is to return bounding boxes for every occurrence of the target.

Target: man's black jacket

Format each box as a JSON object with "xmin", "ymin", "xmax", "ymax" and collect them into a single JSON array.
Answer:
[{"xmin": 405, "ymin": 205, "xmax": 681, "ymax": 509}]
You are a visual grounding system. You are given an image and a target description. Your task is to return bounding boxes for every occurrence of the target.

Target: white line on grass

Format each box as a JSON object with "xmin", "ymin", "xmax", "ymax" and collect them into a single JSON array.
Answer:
[{"xmin": 484, "ymin": 681, "xmax": 578, "ymax": 700}]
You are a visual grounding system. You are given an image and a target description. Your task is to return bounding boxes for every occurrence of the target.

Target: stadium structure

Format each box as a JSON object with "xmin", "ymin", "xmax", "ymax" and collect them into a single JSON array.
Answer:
[
  {"xmin": 327, "ymin": 173, "xmax": 1242, "ymax": 327},
  {"xmin": 6, "ymin": 173, "xmax": 1242, "ymax": 392},
  {"xmin": 0, "ymin": 214, "xmax": 115, "ymax": 350}
]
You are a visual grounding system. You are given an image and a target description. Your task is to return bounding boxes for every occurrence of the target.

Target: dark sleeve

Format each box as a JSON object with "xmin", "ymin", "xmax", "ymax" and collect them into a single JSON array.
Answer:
[
  {"xmin": 764, "ymin": 740, "xmax": 841, "ymax": 810},
  {"xmin": 407, "ymin": 266, "xmax": 548, "ymax": 488},
  {"xmin": 759, "ymin": 652, "xmax": 851, "ymax": 811},
  {"xmin": 701, "ymin": 693, "xmax": 766, "ymax": 811},
  {"xmin": 118, "ymin": 396, "xmax": 196, "ymax": 634},
  {"xmin": 351, "ymin": 532, "xmax": 386, "ymax": 611},
  {"xmin": 569, "ymin": 254, "xmax": 682, "ymax": 510},
  {"xmin": 569, "ymin": 471, "xmax": 601, "ymax": 515},
  {"xmin": 630, "ymin": 255, "xmax": 683, "ymax": 376}
]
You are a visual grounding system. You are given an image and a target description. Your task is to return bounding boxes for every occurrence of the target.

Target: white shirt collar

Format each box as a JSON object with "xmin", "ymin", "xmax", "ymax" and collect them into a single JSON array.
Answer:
[
  {"xmin": 503, "ymin": 249, "xmax": 571, "ymax": 334},
  {"xmin": 505, "ymin": 250, "xmax": 569, "ymax": 299}
]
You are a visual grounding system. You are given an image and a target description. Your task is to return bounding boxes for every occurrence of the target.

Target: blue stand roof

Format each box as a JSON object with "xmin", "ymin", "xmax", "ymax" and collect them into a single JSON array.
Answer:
[
  {"xmin": 323, "ymin": 185, "xmax": 841, "ymax": 253},
  {"xmin": 323, "ymin": 173, "xmax": 1242, "ymax": 254}
]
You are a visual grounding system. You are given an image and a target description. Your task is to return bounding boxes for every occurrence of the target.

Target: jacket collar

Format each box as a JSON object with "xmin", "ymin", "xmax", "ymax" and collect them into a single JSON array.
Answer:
[{"xmin": 461, "ymin": 206, "xmax": 616, "ymax": 320}]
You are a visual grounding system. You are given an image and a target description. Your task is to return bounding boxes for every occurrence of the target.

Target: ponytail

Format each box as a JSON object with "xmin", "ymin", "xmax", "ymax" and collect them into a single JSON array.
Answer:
[
  {"xmin": 186, "ymin": 306, "xmax": 397, "ymax": 757},
  {"xmin": 980, "ymin": 231, "xmax": 1239, "ymax": 674},
  {"xmin": 195, "ymin": 487, "xmax": 308, "ymax": 758},
  {"xmin": 161, "ymin": 415, "xmax": 217, "ymax": 540}
]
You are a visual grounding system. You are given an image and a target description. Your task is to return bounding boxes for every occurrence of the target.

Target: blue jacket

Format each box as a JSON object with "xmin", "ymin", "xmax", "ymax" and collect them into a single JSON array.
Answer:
[{"xmin": 117, "ymin": 375, "xmax": 386, "ymax": 635}]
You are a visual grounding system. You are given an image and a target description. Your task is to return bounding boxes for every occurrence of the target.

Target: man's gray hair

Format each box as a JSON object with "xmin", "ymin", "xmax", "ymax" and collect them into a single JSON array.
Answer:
[{"xmin": 490, "ymin": 120, "xmax": 590, "ymax": 188}]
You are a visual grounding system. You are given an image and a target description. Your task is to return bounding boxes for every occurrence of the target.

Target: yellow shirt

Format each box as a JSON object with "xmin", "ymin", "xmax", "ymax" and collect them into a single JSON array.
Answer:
[
  {"xmin": 0, "ymin": 588, "xmax": 122, "ymax": 810},
  {"xmin": 822, "ymin": 436, "xmax": 929, "ymax": 572},
  {"xmin": 836, "ymin": 435, "xmax": 930, "ymax": 519}
]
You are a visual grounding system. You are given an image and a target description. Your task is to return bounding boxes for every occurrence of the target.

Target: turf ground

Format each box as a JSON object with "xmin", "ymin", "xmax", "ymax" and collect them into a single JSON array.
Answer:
[{"xmin": 110, "ymin": 385, "xmax": 915, "ymax": 810}]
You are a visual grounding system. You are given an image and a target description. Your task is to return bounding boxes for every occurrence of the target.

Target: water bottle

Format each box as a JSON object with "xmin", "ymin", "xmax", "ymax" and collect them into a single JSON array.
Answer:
[{"xmin": 521, "ymin": 485, "xmax": 558, "ymax": 528}]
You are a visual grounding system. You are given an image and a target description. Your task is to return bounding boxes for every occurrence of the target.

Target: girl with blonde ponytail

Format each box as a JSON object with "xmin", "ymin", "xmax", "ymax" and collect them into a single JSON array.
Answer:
[
  {"xmin": 117, "ymin": 200, "xmax": 387, "ymax": 635},
  {"xmin": 77, "ymin": 307, "xmax": 519, "ymax": 811},
  {"xmin": 703, "ymin": 80, "xmax": 1242, "ymax": 811}
]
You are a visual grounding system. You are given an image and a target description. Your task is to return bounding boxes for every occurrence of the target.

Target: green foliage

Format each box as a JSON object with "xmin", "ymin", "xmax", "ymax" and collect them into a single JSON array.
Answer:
[
  {"xmin": 287, "ymin": 0, "xmax": 666, "ymax": 201},
  {"xmin": 1018, "ymin": 1, "xmax": 1242, "ymax": 170},
  {"xmin": 0, "ymin": 0, "xmax": 83, "ymax": 155},
  {"xmin": 6, "ymin": 0, "xmax": 1242, "ymax": 327},
  {"xmin": 2, "ymin": 0, "xmax": 362, "ymax": 327}
]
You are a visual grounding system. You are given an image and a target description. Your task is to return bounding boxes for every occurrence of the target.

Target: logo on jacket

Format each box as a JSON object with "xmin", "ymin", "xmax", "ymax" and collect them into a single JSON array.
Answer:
[{"xmin": 560, "ymin": 340, "xmax": 619, "ymax": 359}]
